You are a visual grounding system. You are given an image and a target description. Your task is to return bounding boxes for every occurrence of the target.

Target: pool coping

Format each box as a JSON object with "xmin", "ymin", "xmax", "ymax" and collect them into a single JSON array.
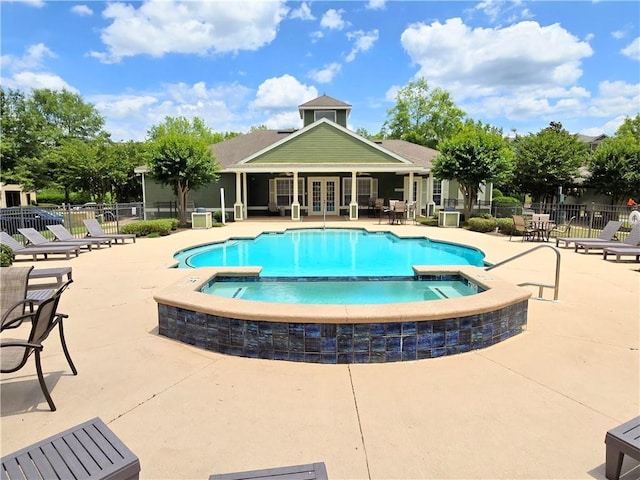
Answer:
[{"xmin": 153, "ymin": 266, "xmax": 532, "ymax": 324}]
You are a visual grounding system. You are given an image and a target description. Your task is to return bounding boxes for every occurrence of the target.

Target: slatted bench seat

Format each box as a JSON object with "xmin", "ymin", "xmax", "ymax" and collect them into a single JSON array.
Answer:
[
  {"xmin": 605, "ymin": 416, "xmax": 640, "ymax": 480},
  {"xmin": 209, "ymin": 462, "xmax": 328, "ymax": 480},
  {"xmin": 1, "ymin": 417, "xmax": 140, "ymax": 480}
]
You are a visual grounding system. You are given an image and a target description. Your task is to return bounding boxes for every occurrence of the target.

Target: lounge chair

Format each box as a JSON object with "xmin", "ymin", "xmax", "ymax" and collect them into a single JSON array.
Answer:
[
  {"xmin": 603, "ymin": 246, "xmax": 640, "ymax": 262},
  {"xmin": 1, "ymin": 280, "xmax": 76, "ymax": 411},
  {"xmin": 18, "ymin": 227, "xmax": 93, "ymax": 251},
  {"xmin": 47, "ymin": 224, "xmax": 112, "ymax": 248},
  {"xmin": 83, "ymin": 218, "xmax": 136, "ymax": 244},
  {"xmin": 575, "ymin": 223, "xmax": 640, "ymax": 254},
  {"xmin": 510, "ymin": 215, "xmax": 535, "ymax": 241},
  {"xmin": 209, "ymin": 462, "xmax": 328, "ymax": 480},
  {"xmin": 555, "ymin": 220, "xmax": 622, "ymax": 248},
  {"xmin": 0, "ymin": 232, "xmax": 80, "ymax": 260},
  {"xmin": 1, "ymin": 266, "xmax": 33, "ymax": 329}
]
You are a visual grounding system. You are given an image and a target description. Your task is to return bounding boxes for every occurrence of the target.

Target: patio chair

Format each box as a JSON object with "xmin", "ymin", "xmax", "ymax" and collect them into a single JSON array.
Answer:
[
  {"xmin": 18, "ymin": 227, "xmax": 93, "ymax": 251},
  {"xmin": 575, "ymin": 223, "xmax": 640, "ymax": 254},
  {"xmin": 1, "ymin": 266, "xmax": 33, "ymax": 329},
  {"xmin": 549, "ymin": 216, "xmax": 575, "ymax": 238},
  {"xmin": 555, "ymin": 220, "xmax": 622, "ymax": 248},
  {"xmin": 1, "ymin": 279, "xmax": 76, "ymax": 411},
  {"xmin": 0, "ymin": 232, "xmax": 80, "ymax": 261},
  {"xmin": 391, "ymin": 200, "xmax": 407, "ymax": 224},
  {"xmin": 510, "ymin": 215, "xmax": 535, "ymax": 242},
  {"xmin": 47, "ymin": 224, "xmax": 113, "ymax": 248},
  {"xmin": 83, "ymin": 218, "xmax": 136, "ymax": 244}
]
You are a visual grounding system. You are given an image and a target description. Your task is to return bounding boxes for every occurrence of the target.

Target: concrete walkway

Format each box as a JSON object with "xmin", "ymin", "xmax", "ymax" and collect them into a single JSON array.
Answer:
[{"xmin": 1, "ymin": 219, "xmax": 638, "ymax": 479}]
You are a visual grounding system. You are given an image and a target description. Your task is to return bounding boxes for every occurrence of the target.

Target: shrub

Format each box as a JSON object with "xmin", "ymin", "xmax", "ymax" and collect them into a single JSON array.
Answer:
[
  {"xmin": 212, "ymin": 211, "xmax": 230, "ymax": 223},
  {"xmin": 120, "ymin": 219, "xmax": 176, "ymax": 236},
  {"xmin": 496, "ymin": 217, "xmax": 518, "ymax": 235},
  {"xmin": 0, "ymin": 244, "xmax": 14, "ymax": 267},
  {"xmin": 466, "ymin": 217, "xmax": 497, "ymax": 233},
  {"xmin": 417, "ymin": 217, "xmax": 438, "ymax": 226},
  {"xmin": 493, "ymin": 196, "xmax": 522, "ymax": 205}
]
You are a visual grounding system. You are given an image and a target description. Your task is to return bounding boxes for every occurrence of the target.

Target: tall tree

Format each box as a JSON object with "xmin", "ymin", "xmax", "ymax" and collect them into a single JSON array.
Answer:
[
  {"xmin": 382, "ymin": 78, "xmax": 465, "ymax": 149},
  {"xmin": 511, "ymin": 121, "xmax": 587, "ymax": 204},
  {"xmin": 432, "ymin": 120, "xmax": 513, "ymax": 219},
  {"xmin": 588, "ymin": 114, "xmax": 640, "ymax": 203},
  {"xmin": 147, "ymin": 116, "xmax": 220, "ymax": 226}
]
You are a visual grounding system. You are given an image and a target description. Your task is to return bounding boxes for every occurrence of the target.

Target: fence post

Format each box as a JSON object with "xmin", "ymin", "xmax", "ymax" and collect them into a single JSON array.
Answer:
[{"xmin": 588, "ymin": 202, "xmax": 594, "ymax": 237}]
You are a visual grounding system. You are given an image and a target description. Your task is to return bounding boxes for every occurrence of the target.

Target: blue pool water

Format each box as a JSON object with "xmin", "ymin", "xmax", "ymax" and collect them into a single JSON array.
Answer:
[
  {"xmin": 201, "ymin": 278, "xmax": 480, "ymax": 304},
  {"xmin": 175, "ymin": 228, "xmax": 485, "ymax": 276}
]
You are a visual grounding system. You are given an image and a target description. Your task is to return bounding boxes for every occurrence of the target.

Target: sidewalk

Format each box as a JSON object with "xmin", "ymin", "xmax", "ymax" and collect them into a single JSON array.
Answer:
[{"xmin": 1, "ymin": 219, "xmax": 638, "ymax": 479}]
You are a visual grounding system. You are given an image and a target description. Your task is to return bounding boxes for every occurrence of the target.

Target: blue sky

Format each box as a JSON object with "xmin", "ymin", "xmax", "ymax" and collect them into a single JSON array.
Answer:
[{"xmin": 2, "ymin": 0, "xmax": 639, "ymax": 142}]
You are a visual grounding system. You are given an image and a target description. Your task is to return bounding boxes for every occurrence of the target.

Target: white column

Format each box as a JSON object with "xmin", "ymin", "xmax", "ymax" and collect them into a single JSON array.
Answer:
[
  {"xmin": 291, "ymin": 171, "xmax": 300, "ymax": 220},
  {"xmin": 233, "ymin": 172, "xmax": 243, "ymax": 221},
  {"xmin": 242, "ymin": 172, "xmax": 248, "ymax": 219},
  {"xmin": 349, "ymin": 171, "xmax": 358, "ymax": 220}
]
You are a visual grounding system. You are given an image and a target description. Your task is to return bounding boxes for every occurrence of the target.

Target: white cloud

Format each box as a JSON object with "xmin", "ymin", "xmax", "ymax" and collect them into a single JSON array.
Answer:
[
  {"xmin": 366, "ymin": 0, "xmax": 385, "ymax": 10},
  {"xmin": 472, "ymin": 0, "xmax": 532, "ymax": 23},
  {"xmin": 1, "ymin": 43, "xmax": 55, "ymax": 72},
  {"xmin": 308, "ymin": 63, "xmax": 341, "ymax": 84},
  {"xmin": 90, "ymin": 1, "xmax": 289, "ymax": 63},
  {"xmin": 2, "ymin": 0, "xmax": 44, "ymax": 6},
  {"xmin": 289, "ymin": 2, "xmax": 314, "ymax": 21},
  {"xmin": 310, "ymin": 31, "xmax": 324, "ymax": 43},
  {"xmin": 621, "ymin": 37, "xmax": 640, "ymax": 61},
  {"xmin": 4, "ymin": 71, "xmax": 75, "ymax": 91},
  {"xmin": 251, "ymin": 74, "xmax": 318, "ymax": 110},
  {"xmin": 345, "ymin": 29, "xmax": 379, "ymax": 62},
  {"xmin": 71, "ymin": 5, "xmax": 93, "ymax": 16},
  {"xmin": 399, "ymin": 18, "xmax": 598, "ymax": 125},
  {"xmin": 264, "ymin": 111, "xmax": 303, "ymax": 130},
  {"xmin": 90, "ymin": 81, "xmax": 254, "ymax": 141},
  {"xmin": 320, "ymin": 9, "xmax": 349, "ymax": 30}
]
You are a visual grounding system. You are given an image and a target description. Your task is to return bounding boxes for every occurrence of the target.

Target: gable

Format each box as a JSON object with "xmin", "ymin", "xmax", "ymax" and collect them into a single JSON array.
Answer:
[{"xmin": 245, "ymin": 122, "xmax": 407, "ymax": 165}]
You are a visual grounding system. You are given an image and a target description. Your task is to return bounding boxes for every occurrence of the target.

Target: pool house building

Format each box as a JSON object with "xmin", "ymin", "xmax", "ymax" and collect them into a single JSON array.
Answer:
[{"xmin": 144, "ymin": 94, "xmax": 493, "ymax": 221}]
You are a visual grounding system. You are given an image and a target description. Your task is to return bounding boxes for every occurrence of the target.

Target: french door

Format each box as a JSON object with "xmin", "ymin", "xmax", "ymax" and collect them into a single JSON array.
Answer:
[{"xmin": 308, "ymin": 177, "xmax": 340, "ymax": 216}]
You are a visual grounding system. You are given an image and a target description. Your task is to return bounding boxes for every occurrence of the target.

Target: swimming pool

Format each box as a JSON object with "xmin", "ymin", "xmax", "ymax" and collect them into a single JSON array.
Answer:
[
  {"xmin": 201, "ymin": 275, "xmax": 483, "ymax": 304},
  {"xmin": 157, "ymin": 227, "xmax": 529, "ymax": 363},
  {"xmin": 174, "ymin": 228, "xmax": 485, "ymax": 275}
]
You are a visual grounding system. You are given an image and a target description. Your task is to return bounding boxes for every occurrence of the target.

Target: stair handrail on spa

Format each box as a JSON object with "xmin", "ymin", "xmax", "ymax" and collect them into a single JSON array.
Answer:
[{"xmin": 485, "ymin": 244, "xmax": 561, "ymax": 301}]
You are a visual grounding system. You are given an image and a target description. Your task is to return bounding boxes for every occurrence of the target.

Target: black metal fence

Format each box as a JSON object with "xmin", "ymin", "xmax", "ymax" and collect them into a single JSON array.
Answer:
[{"xmin": 0, "ymin": 203, "xmax": 143, "ymax": 242}]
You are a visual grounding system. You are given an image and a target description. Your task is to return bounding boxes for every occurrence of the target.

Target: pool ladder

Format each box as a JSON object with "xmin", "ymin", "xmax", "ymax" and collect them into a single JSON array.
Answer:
[{"xmin": 485, "ymin": 244, "xmax": 561, "ymax": 301}]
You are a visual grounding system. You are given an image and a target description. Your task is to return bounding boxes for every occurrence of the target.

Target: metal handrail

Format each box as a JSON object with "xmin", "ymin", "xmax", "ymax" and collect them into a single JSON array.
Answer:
[{"xmin": 485, "ymin": 244, "xmax": 561, "ymax": 301}]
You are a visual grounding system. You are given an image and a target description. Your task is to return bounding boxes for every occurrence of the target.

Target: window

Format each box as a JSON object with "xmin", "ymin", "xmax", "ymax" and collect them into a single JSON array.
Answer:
[
  {"xmin": 314, "ymin": 110, "xmax": 336, "ymax": 122},
  {"xmin": 275, "ymin": 178, "xmax": 305, "ymax": 206},
  {"xmin": 432, "ymin": 178, "xmax": 442, "ymax": 206},
  {"xmin": 343, "ymin": 177, "xmax": 377, "ymax": 206}
]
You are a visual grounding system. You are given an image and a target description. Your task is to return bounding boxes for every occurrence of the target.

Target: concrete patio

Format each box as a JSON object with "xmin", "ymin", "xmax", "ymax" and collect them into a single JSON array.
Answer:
[{"xmin": 1, "ymin": 218, "xmax": 638, "ymax": 479}]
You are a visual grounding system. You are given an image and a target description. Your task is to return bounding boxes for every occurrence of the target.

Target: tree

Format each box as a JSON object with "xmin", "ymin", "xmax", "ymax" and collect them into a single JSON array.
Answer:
[
  {"xmin": 511, "ymin": 121, "xmax": 587, "ymax": 204},
  {"xmin": 432, "ymin": 120, "xmax": 513, "ymax": 219},
  {"xmin": 382, "ymin": 78, "xmax": 465, "ymax": 149},
  {"xmin": 588, "ymin": 114, "xmax": 640, "ymax": 203},
  {"xmin": 1, "ymin": 87, "xmax": 109, "ymax": 202},
  {"xmin": 147, "ymin": 117, "xmax": 220, "ymax": 226}
]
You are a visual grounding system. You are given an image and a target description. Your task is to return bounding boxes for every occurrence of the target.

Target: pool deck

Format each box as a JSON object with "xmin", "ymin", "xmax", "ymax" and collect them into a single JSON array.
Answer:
[{"xmin": 1, "ymin": 218, "xmax": 638, "ymax": 479}]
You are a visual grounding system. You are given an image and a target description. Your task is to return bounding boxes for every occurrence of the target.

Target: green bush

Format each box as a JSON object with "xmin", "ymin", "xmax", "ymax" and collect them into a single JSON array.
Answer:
[
  {"xmin": 120, "ymin": 219, "xmax": 177, "ymax": 237},
  {"xmin": 466, "ymin": 217, "xmax": 497, "ymax": 233},
  {"xmin": 212, "ymin": 211, "xmax": 230, "ymax": 223},
  {"xmin": 494, "ymin": 196, "xmax": 522, "ymax": 205},
  {"xmin": 0, "ymin": 244, "xmax": 14, "ymax": 267},
  {"xmin": 417, "ymin": 217, "xmax": 438, "ymax": 226},
  {"xmin": 496, "ymin": 217, "xmax": 518, "ymax": 235}
]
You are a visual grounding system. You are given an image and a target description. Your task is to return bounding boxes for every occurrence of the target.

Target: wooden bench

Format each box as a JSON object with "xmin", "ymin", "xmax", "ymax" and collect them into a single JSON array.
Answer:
[
  {"xmin": 1, "ymin": 417, "xmax": 140, "ymax": 480},
  {"xmin": 605, "ymin": 416, "xmax": 640, "ymax": 480},
  {"xmin": 209, "ymin": 462, "xmax": 328, "ymax": 480}
]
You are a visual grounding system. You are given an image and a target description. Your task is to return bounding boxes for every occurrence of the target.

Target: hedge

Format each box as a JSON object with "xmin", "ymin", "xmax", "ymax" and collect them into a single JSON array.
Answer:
[
  {"xmin": 120, "ymin": 218, "xmax": 179, "ymax": 237},
  {"xmin": 466, "ymin": 217, "xmax": 498, "ymax": 233},
  {"xmin": 1, "ymin": 244, "xmax": 14, "ymax": 266}
]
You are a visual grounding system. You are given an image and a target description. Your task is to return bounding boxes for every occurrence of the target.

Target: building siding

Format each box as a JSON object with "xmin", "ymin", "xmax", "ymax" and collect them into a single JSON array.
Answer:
[{"xmin": 247, "ymin": 123, "xmax": 406, "ymax": 165}]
